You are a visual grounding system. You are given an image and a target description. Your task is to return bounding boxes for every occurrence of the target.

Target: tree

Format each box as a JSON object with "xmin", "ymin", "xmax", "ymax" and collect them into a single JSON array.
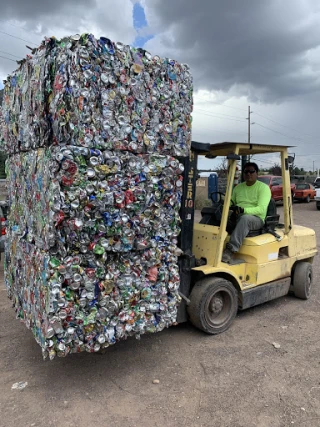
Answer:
[
  {"xmin": 270, "ymin": 163, "xmax": 281, "ymax": 175},
  {"xmin": 216, "ymin": 158, "xmax": 228, "ymax": 178}
]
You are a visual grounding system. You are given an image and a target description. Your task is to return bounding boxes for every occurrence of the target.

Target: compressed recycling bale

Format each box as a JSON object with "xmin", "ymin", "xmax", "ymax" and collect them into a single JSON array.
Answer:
[
  {"xmin": 0, "ymin": 33, "xmax": 193, "ymax": 359},
  {"xmin": 1, "ymin": 34, "xmax": 192, "ymax": 155}
]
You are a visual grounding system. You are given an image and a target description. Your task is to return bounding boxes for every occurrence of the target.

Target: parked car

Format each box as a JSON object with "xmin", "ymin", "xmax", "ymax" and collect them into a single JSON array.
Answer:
[
  {"xmin": 315, "ymin": 189, "xmax": 320, "ymax": 210},
  {"xmin": 314, "ymin": 177, "xmax": 320, "ymax": 189},
  {"xmin": 257, "ymin": 175, "xmax": 295, "ymax": 202},
  {"xmin": 293, "ymin": 183, "xmax": 316, "ymax": 203}
]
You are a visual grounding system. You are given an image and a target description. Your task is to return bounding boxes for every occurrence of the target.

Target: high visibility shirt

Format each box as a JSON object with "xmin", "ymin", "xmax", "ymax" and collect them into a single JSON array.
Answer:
[{"xmin": 231, "ymin": 180, "xmax": 271, "ymax": 221}]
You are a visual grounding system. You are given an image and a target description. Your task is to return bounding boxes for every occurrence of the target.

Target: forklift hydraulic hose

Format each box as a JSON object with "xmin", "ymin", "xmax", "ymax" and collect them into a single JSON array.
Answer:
[{"xmin": 179, "ymin": 291, "xmax": 191, "ymax": 305}]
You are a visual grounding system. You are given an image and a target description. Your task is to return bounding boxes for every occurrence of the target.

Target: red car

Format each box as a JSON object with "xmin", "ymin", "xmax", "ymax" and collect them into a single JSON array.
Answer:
[
  {"xmin": 293, "ymin": 183, "xmax": 316, "ymax": 203},
  {"xmin": 257, "ymin": 175, "xmax": 295, "ymax": 202}
]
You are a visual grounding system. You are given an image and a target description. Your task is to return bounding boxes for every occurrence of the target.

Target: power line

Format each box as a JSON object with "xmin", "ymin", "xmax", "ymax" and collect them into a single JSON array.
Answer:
[
  {"xmin": 253, "ymin": 122, "xmax": 305, "ymax": 142},
  {"xmin": 0, "ymin": 49, "xmax": 21, "ymax": 59},
  {"xmin": 0, "ymin": 19, "xmax": 43, "ymax": 40},
  {"xmin": 254, "ymin": 111, "xmax": 316, "ymax": 139},
  {"xmin": 251, "ymin": 156, "xmax": 277, "ymax": 165},
  {"xmin": 0, "ymin": 54, "xmax": 16, "ymax": 63},
  {"xmin": 0, "ymin": 30, "xmax": 38, "ymax": 46},
  {"xmin": 194, "ymin": 110, "xmax": 247, "ymax": 123},
  {"xmin": 192, "ymin": 126, "xmax": 247, "ymax": 138},
  {"xmin": 195, "ymin": 97, "xmax": 317, "ymax": 141},
  {"xmin": 193, "ymin": 129, "xmax": 244, "ymax": 134},
  {"xmin": 296, "ymin": 153, "xmax": 320, "ymax": 157},
  {"xmin": 0, "ymin": 19, "xmax": 79, "ymax": 43},
  {"xmin": 195, "ymin": 96, "xmax": 247, "ymax": 112},
  {"xmin": 195, "ymin": 107, "xmax": 246, "ymax": 121}
]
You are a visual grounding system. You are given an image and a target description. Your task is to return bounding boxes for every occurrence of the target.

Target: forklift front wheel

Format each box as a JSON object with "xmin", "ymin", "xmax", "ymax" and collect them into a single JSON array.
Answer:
[
  {"xmin": 292, "ymin": 262, "xmax": 312, "ymax": 300},
  {"xmin": 188, "ymin": 277, "xmax": 238, "ymax": 335}
]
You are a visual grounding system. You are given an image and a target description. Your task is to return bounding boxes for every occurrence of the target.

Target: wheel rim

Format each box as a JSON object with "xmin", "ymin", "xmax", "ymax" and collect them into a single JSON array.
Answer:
[{"xmin": 204, "ymin": 288, "xmax": 234, "ymax": 328}]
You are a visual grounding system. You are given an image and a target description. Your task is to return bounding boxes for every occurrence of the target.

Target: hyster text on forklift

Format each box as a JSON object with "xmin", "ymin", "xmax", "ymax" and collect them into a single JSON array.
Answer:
[{"xmin": 176, "ymin": 141, "xmax": 317, "ymax": 334}]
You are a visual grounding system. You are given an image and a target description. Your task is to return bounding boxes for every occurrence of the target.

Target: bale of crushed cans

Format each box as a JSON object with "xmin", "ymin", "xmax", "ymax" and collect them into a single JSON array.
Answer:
[{"xmin": 0, "ymin": 33, "xmax": 193, "ymax": 359}]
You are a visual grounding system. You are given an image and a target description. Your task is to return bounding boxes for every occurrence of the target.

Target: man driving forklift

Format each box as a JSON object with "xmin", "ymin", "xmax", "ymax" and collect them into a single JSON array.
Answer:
[
  {"xmin": 177, "ymin": 142, "xmax": 316, "ymax": 335},
  {"xmin": 222, "ymin": 162, "xmax": 271, "ymax": 263}
]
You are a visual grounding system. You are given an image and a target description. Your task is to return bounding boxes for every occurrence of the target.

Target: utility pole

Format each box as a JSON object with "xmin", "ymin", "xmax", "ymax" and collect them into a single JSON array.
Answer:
[
  {"xmin": 248, "ymin": 105, "xmax": 251, "ymax": 146},
  {"xmin": 241, "ymin": 106, "xmax": 251, "ymax": 180}
]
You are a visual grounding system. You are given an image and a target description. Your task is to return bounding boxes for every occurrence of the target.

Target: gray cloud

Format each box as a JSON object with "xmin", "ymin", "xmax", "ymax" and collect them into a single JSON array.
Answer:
[
  {"xmin": 1, "ymin": 0, "xmax": 320, "ymax": 170},
  {"xmin": 0, "ymin": 0, "xmax": 96, "ymax": 21},
  {"xmin": 143, "ymin": 0, "xmax": 320, "ymax": 102},
  {"xmin": 0, "ymin": 0, "xmax": 136, "ymax": 83}
]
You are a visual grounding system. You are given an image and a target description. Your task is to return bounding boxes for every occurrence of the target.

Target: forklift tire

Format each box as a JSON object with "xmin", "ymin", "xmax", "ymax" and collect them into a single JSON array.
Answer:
[
  {"xmin": 292, "ymin": 262, "xmax": 312, "ymax": 300},
  {"xmin": 187, "ymin": 277, "xmax": 238, "ymax": 335}
]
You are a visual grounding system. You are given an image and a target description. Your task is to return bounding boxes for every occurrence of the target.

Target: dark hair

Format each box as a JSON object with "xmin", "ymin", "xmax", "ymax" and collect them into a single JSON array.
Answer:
[{"xmin": 243, "ymin": 162, "xmax": 259, "ymax": 173}]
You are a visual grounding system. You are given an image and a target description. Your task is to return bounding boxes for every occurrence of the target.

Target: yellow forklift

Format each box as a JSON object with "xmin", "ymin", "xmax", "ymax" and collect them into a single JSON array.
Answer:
[{"xmin": 177, "ymin": 142, "xmax": 317, "ymax": 334}]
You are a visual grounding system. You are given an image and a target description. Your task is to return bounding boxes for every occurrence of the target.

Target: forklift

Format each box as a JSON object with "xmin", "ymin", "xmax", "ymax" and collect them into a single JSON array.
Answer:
[{"xmin": 177, "ymin": 141, "xmax": 317, "ymax": 334}]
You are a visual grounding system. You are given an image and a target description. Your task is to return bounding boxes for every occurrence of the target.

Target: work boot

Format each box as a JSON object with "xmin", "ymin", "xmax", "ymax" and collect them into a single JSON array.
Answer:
[{"xmin": 222, "ymin": 247, "xmax": 234, "ymax": 263}]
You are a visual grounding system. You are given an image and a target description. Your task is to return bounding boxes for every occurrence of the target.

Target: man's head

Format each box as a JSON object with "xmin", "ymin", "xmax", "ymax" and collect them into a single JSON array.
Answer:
[{"xmin": 243, "ymin": 162, "xmax": 259, "ymax": 186}]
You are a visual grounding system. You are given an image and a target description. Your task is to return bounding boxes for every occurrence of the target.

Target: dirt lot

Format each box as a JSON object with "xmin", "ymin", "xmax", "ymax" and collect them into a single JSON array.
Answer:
[{"xmin": 1, "ymin": 202, "xmax": 320, "ymax": 427}]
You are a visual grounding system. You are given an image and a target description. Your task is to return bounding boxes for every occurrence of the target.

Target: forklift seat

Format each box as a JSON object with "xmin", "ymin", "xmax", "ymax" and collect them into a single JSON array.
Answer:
[
  {"xmin": 199, "ymin": 206, "xmax": 222, "ymax": 226},
  {"xmin": 246, "ymin": 199, "xmax": 280, "ymax": 238}
]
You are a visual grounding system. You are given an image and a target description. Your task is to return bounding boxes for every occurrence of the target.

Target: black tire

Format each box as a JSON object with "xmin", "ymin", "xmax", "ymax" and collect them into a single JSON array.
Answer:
[
  {"xmin": 188, "ymin": 277, "xmax": 238, "ymax": 334},
  {"xmin": 292, "ymin": 262, "xmax": 312, "ymax": 299},
  {"xmin": 317, "ymin": 202, "xmax": 320, "ymax": 211},
  {"xmin": 305, "ymin": 195, "xmax": 310, "ymax": 203}
]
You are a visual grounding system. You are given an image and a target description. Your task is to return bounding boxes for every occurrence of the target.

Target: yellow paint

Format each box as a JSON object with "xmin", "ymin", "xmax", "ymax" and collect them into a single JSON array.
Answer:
[
  {"xmin": 192, "ymin": 142, "xmax": 317, "ymax": 293},
  {"xmin": 193, "ymin": 222, "xmax": 316, "ymax": 289}
]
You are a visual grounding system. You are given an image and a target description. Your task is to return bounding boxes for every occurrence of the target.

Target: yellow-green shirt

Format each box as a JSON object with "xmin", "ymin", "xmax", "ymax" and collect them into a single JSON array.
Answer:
[{"xmin": 231, "ymin": 180, "xmax": 271, "ymax": 221}]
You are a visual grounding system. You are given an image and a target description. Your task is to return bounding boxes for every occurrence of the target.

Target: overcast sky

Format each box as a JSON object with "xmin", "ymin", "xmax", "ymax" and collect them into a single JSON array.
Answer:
[{"xmin": 1, "ymin": 0, "xmax": 320, "ymax": 171}]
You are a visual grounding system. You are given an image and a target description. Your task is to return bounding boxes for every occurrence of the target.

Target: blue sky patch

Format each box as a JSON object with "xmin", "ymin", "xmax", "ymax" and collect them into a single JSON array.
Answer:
[{"xmin": 133, "ymin": 2, "xmax": 154, "ymax": 48}]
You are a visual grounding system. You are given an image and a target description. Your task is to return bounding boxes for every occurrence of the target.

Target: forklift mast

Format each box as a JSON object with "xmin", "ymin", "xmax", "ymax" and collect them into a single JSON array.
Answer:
[
  {"xmin": 178, "ymin": 141, "xmax": 211, "ymax": 253},
  {"xmin": 177, "ymin": 141, "xmax": 211, "ymax": 322}
]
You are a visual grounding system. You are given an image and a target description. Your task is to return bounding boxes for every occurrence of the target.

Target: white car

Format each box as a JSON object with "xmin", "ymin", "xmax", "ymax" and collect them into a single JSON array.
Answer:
[
  {"xmin": 314, "ymin": 177, "xmax": 320, "ymax": 189},
  {"xmin": 315, "ymin": 189, "xmax": 320, "ymax": 211}
]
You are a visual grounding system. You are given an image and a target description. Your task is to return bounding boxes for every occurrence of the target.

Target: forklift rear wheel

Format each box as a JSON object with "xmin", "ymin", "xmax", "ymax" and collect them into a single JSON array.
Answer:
[
  {"xmin": 188, "ymin": 277, "xmax": 238, "ymax": 334},
  {"xmin": 293, "ymin": 262, "xmax": 312, "ymax": 299}
]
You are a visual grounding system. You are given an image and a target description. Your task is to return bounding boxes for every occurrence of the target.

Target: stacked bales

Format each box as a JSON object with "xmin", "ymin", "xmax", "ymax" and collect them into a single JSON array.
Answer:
[{"xmin": 0, "ymin": 34, "xmax": 192, "ymax": 359}]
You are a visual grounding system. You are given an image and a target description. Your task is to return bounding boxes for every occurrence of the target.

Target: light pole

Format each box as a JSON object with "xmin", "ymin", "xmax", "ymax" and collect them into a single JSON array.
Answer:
[
  {"xmin": 242, "ymin": 106, "xmax": 252, "ymax": 180},
  {"xmin": 288, "ymin": 153, "xmax": 295, "ymax": 177}
]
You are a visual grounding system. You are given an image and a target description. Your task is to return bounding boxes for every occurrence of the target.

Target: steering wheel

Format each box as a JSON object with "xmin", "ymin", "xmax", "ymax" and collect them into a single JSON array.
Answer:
[
  {"xmin": 209, "ymin": 192, "xmax": 238, "ymax": 232},
  {"xmin": 210, "ymin": 191, "xmax": 225, "ymax": 204},
  {"xmin": 209, "ymin": 192, "xmax": 225, "ymax": 222}
]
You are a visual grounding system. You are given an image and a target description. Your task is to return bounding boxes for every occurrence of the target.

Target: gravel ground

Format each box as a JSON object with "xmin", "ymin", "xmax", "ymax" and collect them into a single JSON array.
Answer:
[{"xmin": 0, "ymin": 201, "xmax": 320, "ymax": 427}]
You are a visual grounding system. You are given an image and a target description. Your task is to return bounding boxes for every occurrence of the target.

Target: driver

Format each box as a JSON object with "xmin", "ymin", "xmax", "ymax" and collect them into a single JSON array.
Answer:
[{"xmin": 222, "ymin": 162, "xmax": 271, "ymax": 263}]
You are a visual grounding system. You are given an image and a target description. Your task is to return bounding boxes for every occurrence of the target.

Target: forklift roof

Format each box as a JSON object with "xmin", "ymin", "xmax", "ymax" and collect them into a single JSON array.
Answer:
[{"xmin": 192, "ymin": 141, "xmax": 295, "ymax": 157}]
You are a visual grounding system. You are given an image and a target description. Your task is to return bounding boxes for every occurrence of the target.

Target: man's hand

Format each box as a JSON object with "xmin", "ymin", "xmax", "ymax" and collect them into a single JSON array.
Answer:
[{"xmin": 230, "ymin": 205, "xmax": 244, "ymax": 215}]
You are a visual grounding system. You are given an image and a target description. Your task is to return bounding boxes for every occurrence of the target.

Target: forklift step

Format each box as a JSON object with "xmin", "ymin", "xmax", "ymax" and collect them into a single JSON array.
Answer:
[{"xmin": 225, "ymin": 258, "xmax": 245, "ymax": 265}]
